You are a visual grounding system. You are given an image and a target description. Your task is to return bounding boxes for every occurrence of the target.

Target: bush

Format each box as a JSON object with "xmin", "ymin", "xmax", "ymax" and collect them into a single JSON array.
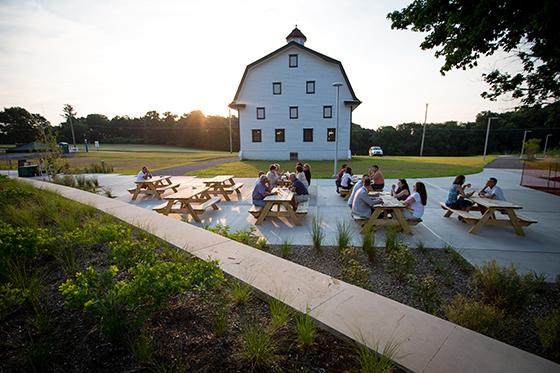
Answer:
[
  {"xmin": 535, "ymin": 310, "xmax": 560, "ymax": 360},
  {"xmin": 386, "ymin": 244, "xmax": 413, "ymax": 279},
  {"xmin": 471, "ymin": 260, "xmax": 541, "ymax": 312},
  {"xmin": 83, "ymin": 162, "xmax": 114, "ymax": 174},
  {"xmin": 445, "ymin": 295, "xmax": 517, "ymax": 340}
]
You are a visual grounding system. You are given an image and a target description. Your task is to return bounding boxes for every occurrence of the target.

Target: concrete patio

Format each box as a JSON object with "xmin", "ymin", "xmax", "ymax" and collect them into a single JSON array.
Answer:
[{"xmin": 13, "ymin": 167, "xmax": 560, "ymax": 280}]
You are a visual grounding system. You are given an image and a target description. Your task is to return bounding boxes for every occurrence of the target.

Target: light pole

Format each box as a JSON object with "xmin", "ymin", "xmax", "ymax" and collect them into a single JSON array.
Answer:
[
  {"xmin": 419, "ymin": 103, "xmax": 428, "ymax": 156},
  {"xmin": 520, "ymin": 130, "xmax": 532, "ymax": 159},
  {"xmin": 332, "ymin": 82, "xmax": 343, "ymax": 177},
  {"xmin": 483, "ymin": 116, "xmax": 498, "ymax": 160},
  {"xmin": 228, "ymin": 107, "xmax": 232, "ymax": 154},
  {"xmin": 543, "ymin": 134, "xmax": 552, "ymax": 158}
]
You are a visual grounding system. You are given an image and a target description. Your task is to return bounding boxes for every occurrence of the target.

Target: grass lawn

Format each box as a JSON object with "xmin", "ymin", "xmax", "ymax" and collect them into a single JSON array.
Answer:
[{"xmin": 186, "ymin": 155, "xmax": 496, "ymax": 179}]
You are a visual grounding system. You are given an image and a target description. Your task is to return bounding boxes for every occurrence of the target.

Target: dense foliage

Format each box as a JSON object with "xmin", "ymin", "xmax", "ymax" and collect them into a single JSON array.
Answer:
[{"xmin": 388, "ymin": 0, "xmax": 560, "ymax": 105}]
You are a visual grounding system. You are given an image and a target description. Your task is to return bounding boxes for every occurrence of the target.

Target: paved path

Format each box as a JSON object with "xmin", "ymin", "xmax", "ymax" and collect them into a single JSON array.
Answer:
[
  {"xmin": 486, "ymin": 157, "xmax": 523, "ymax": 169},
  {"xmin": 152, "ymin": 156, "xmax": 238, "ymax": 176},
  {"xmin": 15, "ymin": 176, "xmax": 560, "ymax": 373}
]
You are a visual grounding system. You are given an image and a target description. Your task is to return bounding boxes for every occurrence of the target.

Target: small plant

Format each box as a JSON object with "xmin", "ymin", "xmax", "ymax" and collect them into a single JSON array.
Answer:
[
  {"xmin": 340, "ymin": 249, "xmax": 371, "ymax": 290},
  {"xmin": 229, "ymin": 280, "xmax": 253, "ymax": 305},
  {"xmin": 279, "ymin": 239, "xmax": 291, "ymax": 258},
  {"xmin": 445, "ymin": 245, "xmax": 471, "ymax": 273},
  {"xmin": 102, "ymin": 186, "xmax": 113, "ymax": 198},
  {"xmin": 239, "ymin": 323, "xmax": 277, "ymax": 369},
  {"xmin": 384, "ymin": 226, "xmax": 399, "ymax": 253},
  {"xmin": 535, "ymin": 309, "xmax": 560, "ymax": 360},
  {"xmin": 269, "ymin": 298, "xmax": 291, "ymax": 330},
  {"xmin": 416, "ymin": 240, "xmax": 428, "ymax": 255},
  {"xmin": 386, "ymin": 244, "xmax": 413, "ymax": 280},
  {"xmin": 255, "ymin": 237, "xmax": 267, "ymax": 250},
  {"xmin": 310, "ymin": 216, "xmax": 325, "ymax": 250},
  {"xmin": 355, "ymin": 340, "xmax": 399, "ymax": 373},
  {"xmin": 413, "ymin": 275, "xmax": 441, "ymax": 314},
  {"xmin": 361, "ymin": 226, "xmax": 376, "ymax": 263},
  {"xmin": 336, "ymin": 220, "xmax": 352, "ymax": 251},
  {"xmin": 295, "ymin": 311, "xmax": 316, "ymax": 348},
  {"xmin": 445, "ymin": 295, "xmax": 517, "ymax": 340},
  {"xmin": 129, "ymin": 332, "xmax": 154, "ymax": 365},
  {"xmin": 213, "ymin": 302, "xmax": 230, "ymax": 337}
]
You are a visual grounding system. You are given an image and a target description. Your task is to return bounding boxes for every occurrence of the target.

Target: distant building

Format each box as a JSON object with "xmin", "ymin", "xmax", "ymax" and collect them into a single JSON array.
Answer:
[{"xmin": 229, "ymin": 26, "xmax": 361, "ymax": 160}]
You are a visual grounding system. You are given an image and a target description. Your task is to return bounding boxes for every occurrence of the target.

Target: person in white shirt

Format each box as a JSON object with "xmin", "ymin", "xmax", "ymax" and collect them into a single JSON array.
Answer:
[
  {"xmin": 478, "ymin": 177, "xmax": 506, "ymax": 201},
  {"xmin": 340, "ymin": 167, "xmax": 354, "ymax": 189},
  {"xmin": 403, "ymin": 181, "xmax": 427, "ymax": 221},
  {"xmin": 266, "ymin": 164, "xmax": 279, "ymax": 188},
  {"xmin": 136, "ymin": 166, "xmax": 152, "ymax": 188},
  {"xmin": 296, "ymin": 165, "xmax": 309, "ymax": 188}
]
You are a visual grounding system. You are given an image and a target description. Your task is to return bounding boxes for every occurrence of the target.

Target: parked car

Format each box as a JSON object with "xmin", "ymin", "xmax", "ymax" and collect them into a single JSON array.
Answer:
[{"xmin": 369, "ymin": 146, "xmax": 384, "ymax": 156}]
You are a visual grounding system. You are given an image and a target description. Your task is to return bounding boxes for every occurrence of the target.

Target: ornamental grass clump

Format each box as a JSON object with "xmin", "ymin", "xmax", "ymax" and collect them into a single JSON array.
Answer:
[
  {"xmin": 239, "ymin": 323, "xmax": 277, "ymax": 369},
  {"xmin": 336, "ymin": 220, "xmax": 352, "ymax": 252},
  {"xmin": 535, "ymin": 310, "xmax": 560, "ymax": 360},
  {"xmin": 269, "ymin": 298, "xmax": 291, "ymax": 330},
  {"xmin": 361, "ymin": 226, "xmax": 376, "ymax": 263},
  {"xmin": 229, "ymin": 280, "xmax": 253, "ymax": 305},
  {"xmin": 355, "ymin": 339, "xmax": 400, "ymax": 373},
  {"xmin": 279, "ymin": 239, "xmax": 291, "ymax": 258},
  {"xmin": 310, "ymin": 216, "xmax": 325, "ymax": 250},
  {"xmin": 384, "ymin": 226, "xmax": 399, "ymax": 253},
  {"xmin": 295, "ymin": 312, "xmax": 316, "ymax": 349}
]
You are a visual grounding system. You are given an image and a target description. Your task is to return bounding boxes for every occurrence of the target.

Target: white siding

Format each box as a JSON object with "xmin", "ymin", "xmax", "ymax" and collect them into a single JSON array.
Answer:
[{"xmin": 236, "ymin": 45, "xmax": 354, "ymax": 160}]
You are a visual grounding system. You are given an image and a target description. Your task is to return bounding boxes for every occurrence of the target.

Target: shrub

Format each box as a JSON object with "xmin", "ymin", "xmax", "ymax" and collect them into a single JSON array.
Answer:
[
  {"xmin": 310, "ymin": 216, "xmax": 325, "ymax": 250},
  {"xmin": 239, "ymin": 323, "xmax": 277, "ymax": 369},
  {"xmin": 295, "ymin": 312, "xmax": 316, "ymax": 348},
  {"xmin": 362, "ymin": 226, "xmax": 376, "ymax": 263},
  {"xmin": 535, "ymin": 310, "xmax": 560, "ymax": 360},
  {"xmin": 386, "ymin": 244, "xmax": 413, "ymax": 279},
  {"xmin": 471, "ymin": 260, "xmax": 541, "ymax": 312},
  {"xmin": 0, "ymin": 283, "xmax": 29, "ymax": 317},
  {"xmin": 445, "ymin": 295, "xmax": 517, "ymax": 340},
  {"xmin": 207, "ymin": 224, "xmax": 260, "ymax": 247},
  {"xmin": 413, "ymin": 275, "xmax": 441, "ymax": 314},
  {"xmin": 336, "ymin": 221, "xmax": 352, "ymax": 251},
  {"xmin": 269, "ymin": 298, "xmax": 291, "ymax": 330},
  {"xmin": 83, "ymin": 162, "xmax": 114, "ymax": 174}
]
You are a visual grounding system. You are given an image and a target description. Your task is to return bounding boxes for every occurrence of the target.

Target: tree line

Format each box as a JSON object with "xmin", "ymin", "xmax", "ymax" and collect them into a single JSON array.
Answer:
[{"xmin": 0, "ymin": 103, "xmax": 558, "ymax": 156}]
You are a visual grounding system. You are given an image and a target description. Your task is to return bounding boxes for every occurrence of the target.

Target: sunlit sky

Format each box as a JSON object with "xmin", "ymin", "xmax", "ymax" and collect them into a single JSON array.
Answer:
[{"xmin": 0, "ymin": 0, "xmax": 520, "ymax": 129}]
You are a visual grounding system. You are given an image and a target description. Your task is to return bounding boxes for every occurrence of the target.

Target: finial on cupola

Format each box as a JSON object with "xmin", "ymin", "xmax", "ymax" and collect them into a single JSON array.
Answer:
[{"xmin": 286, "ymin": 25, "xmax": 307, "ymax": 45}]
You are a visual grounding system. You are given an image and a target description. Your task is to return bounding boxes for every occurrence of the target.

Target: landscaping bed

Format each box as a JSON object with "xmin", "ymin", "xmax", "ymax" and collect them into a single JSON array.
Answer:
[{"xmin": 0, "ymin": 177, "xmax": 400, "ymax": 372}]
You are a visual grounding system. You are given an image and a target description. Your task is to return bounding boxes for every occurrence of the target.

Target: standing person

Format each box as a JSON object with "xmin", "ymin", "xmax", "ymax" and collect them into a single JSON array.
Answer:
[
  {"xmin": 351, "ymin": 177, "xmax": 383, "ymax": 219},
  {"xmin": 391, "ymin": 179, "xmax": 411, "ymax": 201},
  {"xmin": 266, "ymin": 164, "xmax": 279, "ymax": 188},
  {"xmin": 296, "ymin": 165, "xmax": 309, "ymax": 188},
  {"xmin": 478, "ymin": 177, "xmax": 506, "ymax": 201},
  {"xmin": 403, "ymin": 182, "xmax": 427, "ymax": 220},
  {"xmin": 445, "ymin": 175, "xmax": 474, "ymax": 210},
  {"xmin": 289, "ymin": 173, "xmax": 309, "ymax": 210},
  {"xmin": 370, "ymin": 165, "xmax": 385, "ymax": 190},
  {"xmin": 303, "ymin": 163, "xmax": 312, "ymax": 186},
  {"xmin": 252, "ymin": 175, "xmax": 275, "ymax": 207},
  {"xmin": 335, "ymin": 164, "xmax": 347, "ymax": 193},
  {"xmin": 340, "ymin": 167, "xmax": 354, "ymax": 189}
]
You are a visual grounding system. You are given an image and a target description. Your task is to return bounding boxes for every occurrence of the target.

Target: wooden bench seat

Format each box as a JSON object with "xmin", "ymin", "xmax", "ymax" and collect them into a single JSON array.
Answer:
[
  {"xmin": 156, "ymin": 183, "xmax": 180, "ymax": 193},
  {"xmin": 223, "ymin": 183, "xmax": 244, "ymax": 193},
  {"xmin": 296, "ymin": 201, "xmax": 309, "ymax": 214},
  {"xmin": 249, "ymin": 205, "xmax": 262, "ymax": 217},
  {"xmin": 440, "ymin": 202, "xmax": 482, "ymax": 223},
  {"xmin": 127, "ymin": 187, "xmax": 138, "ymax": 194},
  {"xmin": 191, "ymin": 197, "xmax": 221, "ymax": 212},
  {"xmin": 152, "ymin": 201, "xmax": 174, "ymax": 213},
  {"xmin": 339, "ymin": 188, "xmax": 351, "ymax": 198}
]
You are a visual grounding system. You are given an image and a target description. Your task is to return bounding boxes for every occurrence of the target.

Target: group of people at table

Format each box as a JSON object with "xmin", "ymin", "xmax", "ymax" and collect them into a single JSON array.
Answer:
[{"xmin": 252, "ymin": 162, "xmax": 312, "ymax": 210}]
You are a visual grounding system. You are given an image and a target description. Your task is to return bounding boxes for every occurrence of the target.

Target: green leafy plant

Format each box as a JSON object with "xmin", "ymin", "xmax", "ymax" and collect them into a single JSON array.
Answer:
[
  {"xmin": 361, "ymin": 226, "xmax": 376, "ymax": 263},
  {"xmin": 269, "ymin": 298, "xmax": 291, "ymax": 330},
  {"xmin": 535, "ymin": 309, "xmax": 560, "ymax": 360},
  {"xmin": 355, "ymin": 340, "xmax": 400, "ymax": 373},
  {"xmin": 295, "ymin": 311, "xmax": 316, "ymax": 348},
  {"xmin": 386, "ymin": 244, "xmax": 413, "ymax": 279},
  {"xmin": 255, "ymin": 237, "xmax": 268, "ymax": 250},
  {"xmin": 416, "ymin": 240, "xmax": 428, "ymax": 255},
  {"xmin": 336, "ymin": 220, "xmax": 352, "ymax": 251},
  {"xmin": 340, "ymin": 248, "xmax": 371, "ymax": 290},
  {"xmin": 213, "ymin": 301, "xmax": 230, "ymax": 337},
  {"xmin": 384, "ymin": 226, "xmax": 399, "ymax": 253},
  {"xmin": 413, "ymin": 275, "xmax": 441, "ymax": 314},
  {"xmin": 0, "ymin": 283, "xmax": 29, "ymax": 317},
  {"xmin": 279, "ymin": 239, "xmax": 291, "ymax": 258},
  {"xmin": 310, "ymin": 216, "xmax": 325, "ymax": 250},
  {"xmin": 129, "ymin": 332, "xmax": 154, "ymax": 365},
  {"xmin": 229, "ymin": 280, "xmax": 253, "ymax": 305},
  {"xmin": 445, "ymin": 295, "xmax": 517, "ymax": 341},
  {"xmin": 239, "ymin": 323, "xmax": 277, "ymax": 369}
]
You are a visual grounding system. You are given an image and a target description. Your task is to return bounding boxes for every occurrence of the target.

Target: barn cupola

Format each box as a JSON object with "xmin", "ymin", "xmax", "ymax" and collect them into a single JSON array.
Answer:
[{"xmin": 286, "ymin": 25, "xmax": 307, "ymax": 45}]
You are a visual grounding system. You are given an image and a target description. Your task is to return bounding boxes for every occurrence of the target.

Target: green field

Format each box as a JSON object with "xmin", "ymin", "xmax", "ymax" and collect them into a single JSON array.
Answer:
[{"xmin": 186, "ymin": 156, "xmax": 496, "ymax": 179}]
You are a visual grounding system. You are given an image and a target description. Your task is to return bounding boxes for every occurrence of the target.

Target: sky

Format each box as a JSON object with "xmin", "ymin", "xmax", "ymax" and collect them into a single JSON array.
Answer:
[{"xmin": 0, "ymin": 0, "xmax": 521, "ymax": 129}]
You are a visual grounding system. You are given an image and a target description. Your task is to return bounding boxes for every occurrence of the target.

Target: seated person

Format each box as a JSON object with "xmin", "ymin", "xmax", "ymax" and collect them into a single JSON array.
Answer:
[
  {"xmin": 403, "ymin": 182, "xmax": 427, "ymax": 221},
  {"xmin": 348, "ymin": 174, "xmax": 369, "ymax": 208},
  {"xmin": 136, "ymin": 166, "xmax": 152, "ymax": 188},
  {"xmin": 351, "ymin": 177, "xmax": 383, "ymax": 219},
  {"xmin": 445, "ymin": 175, "xmax": 473, "ymax": 210},
  {"xmin": 296, "ymin": 165, "xmax": 309, "ymax": 188},
  {"xmin": 391, "ymin": 178, "xmax": 410, "ymax": 201},
  {"xmin": 266, "ymin": 164, "xmax": 279, "ymax": 188},
  {"xmin": 335, "ymin": 164, "xmax": 347, "ymax": 193},
  {"xmin": 370, "ymin": 165, "xmax": 385, "ymax": 190},
  {"xmin": 255, "ymin": 170, "xmax": 265, "ymax": 186},
  {"xmin": 252, "ymin": 175, "xmax": 275, "ymax": 207},
  {"xmin": 303, "ymin": 163, "xmax": 312, "ymax": 186},
  {"xmin": 340, "ymin": 167, "xmax": 354, "ymax": 190},
  {"xmin": 478, "ymin": 177, "xmax": 506, "ymax": 201},
  {"xmin": 289, "ymin": 173, "xmax": 309, "ymax": 210}
]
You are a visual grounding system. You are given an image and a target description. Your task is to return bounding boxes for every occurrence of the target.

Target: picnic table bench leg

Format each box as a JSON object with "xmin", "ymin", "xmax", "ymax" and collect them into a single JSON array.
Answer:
[
  {"xmin": 284, "ymin": 202, "xmax": 301, "ymax": 226},
  {"xmin": 255, "ymin": 202, "xmax": 273, "ymax": 225},
  {"xmin": 504, "ymin": 209, "xmax": 525, "ymax": 236},
  {"xmin": 468, "ymin": 209, "xmax": 494, "ymax": 234},
  {"xmin": 219, "ymin": 186, "xmax": 231, "ymax": 201},
  {"xmin": 185, "ymin": 204, "xmax": 202, "ymax": 223},
  {"xmin": 131, "ymin": 185, "xmax": 141, "ymax": 200},
  {"xmin": 443, "ymin": 209, "xmax": 453, "ymax": 218},
  {"xmin": 393, "ymin": 209, "xmax": 412, "ymax": 235},
  {"xmin": 161, "ymin": 200, "xmax": 174, "ymax": 216}
]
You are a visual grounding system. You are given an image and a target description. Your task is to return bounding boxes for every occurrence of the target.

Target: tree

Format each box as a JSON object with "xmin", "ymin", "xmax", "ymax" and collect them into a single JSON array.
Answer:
[
  {"xmin": 388, "ymin": 0, "xmax": 560, "ymax": 105},
  {"xmin": 0, "ymin": 107, "xmax": 49, "ymax": 144},
  {"xmin": 62, "ymin": 104, "xmax": 77, "ymax": 146}
]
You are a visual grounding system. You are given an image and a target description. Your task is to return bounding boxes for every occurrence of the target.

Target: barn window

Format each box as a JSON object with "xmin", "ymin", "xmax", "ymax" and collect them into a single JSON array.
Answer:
[
  {"xmin": 256, "ymin": 107, "xmax": 265, "ymax": 120},
  {"xmin": 252, "ymin": 129, "xmax": 262, "ymax": 142}
]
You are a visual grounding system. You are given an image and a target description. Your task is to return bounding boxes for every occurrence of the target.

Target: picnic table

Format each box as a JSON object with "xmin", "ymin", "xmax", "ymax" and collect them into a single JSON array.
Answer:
[
  {"xmin": 152, "ymin": 186, "xmax": 220, "ymax": 223},
  {"xmin": 128, "ymin": 176, "xmax": 179, "ymax": 200},
  {"xmin": 353, "ymin": 192, "xmax": 418, "ymax": 234},
  {"xmin": 203, "ymin": 175, "xmax": 244, "ymax": 201},
  {"xmin": 249, "ymin": 187, "xmax": 306, "ymax": 226},
  {"xmin": 441, "ymin": 196, "xmax": 537, "ymax": 236}
]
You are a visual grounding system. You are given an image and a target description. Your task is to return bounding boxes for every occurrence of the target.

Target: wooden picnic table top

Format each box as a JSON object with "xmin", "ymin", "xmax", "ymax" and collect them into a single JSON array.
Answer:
[
  {"xmin": 265, "ymin": 188, "xmax": 294, "ymax": 202},
  {"xmin": 203, "ymin": 175, "xmax": 234, "ymax": 184},
  {"xmin": 368, "ymin": 191, "xmax": 406, "ymax": 208},
  {"xmin": 164, "ymin": 187, "xmax": 210, "ymax": 201},
  {"xmin": 134, "ymin": 175, "xmax": 170, "ymax": 184},
  {"xmin": 469, "ymin": 196, "xmax": 522, "ymax": 209}
]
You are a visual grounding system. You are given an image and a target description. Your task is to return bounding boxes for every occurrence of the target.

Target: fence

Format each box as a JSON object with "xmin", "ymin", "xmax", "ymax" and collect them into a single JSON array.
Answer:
[{"xmin": 520, "ymin": 160, "xmax": 560, "ymax": 196}]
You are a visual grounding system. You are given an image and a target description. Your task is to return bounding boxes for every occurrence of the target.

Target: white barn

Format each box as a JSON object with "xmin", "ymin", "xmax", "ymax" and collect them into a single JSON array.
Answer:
[{"xmin": 229, "ymin": 27, "xmax": 361, "ymax": 160}]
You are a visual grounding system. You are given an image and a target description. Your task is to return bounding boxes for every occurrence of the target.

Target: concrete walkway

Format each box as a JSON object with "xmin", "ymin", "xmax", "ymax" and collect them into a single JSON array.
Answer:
[
  {"xmin": 73, "ymin": 168, "xmax": 560, "ymax": 281},
  {"xmin": 14, "ymin": 176, "xmax": 560, "ymax": 373}
]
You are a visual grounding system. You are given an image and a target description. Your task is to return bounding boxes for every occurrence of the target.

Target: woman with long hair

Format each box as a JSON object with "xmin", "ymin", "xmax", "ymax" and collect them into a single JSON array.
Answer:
[
  {"xmin": 403, "ymin": 181, "xmax": 427, "ymax": 220},
  {"xmin": 391, "ymin": 178, "xmax": 410, "ymax": 201},
  {"xmin": 445, "ymin": 175, "xmax": 473, "ymax": 210}
]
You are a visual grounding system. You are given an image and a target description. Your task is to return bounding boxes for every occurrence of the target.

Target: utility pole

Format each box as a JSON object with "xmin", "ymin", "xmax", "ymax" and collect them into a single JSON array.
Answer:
[
  {"xmin": 419, "ymin": 103, "xmax": 428, "ymax": 156},
  {"xmin": 483, "ymin": 117, "xmax": 498, "ymax": 160},
  {"xmin": 520, "ymin": 130, "xmax": 531, "ymax": 159},
  {"xmin": 543, "ymin": 134, "xmax": 552, "ymax": 158},
  {"xmin": 228, "ymin": 107, "xmax": 232, "ymax": 153}
]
